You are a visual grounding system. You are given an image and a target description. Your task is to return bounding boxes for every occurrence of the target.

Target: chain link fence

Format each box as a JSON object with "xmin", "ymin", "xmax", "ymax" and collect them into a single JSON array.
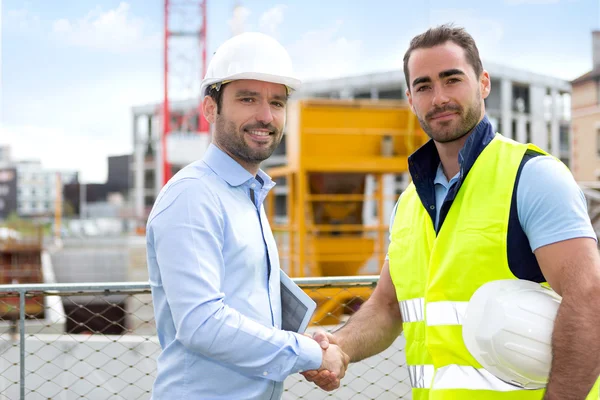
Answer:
[{"xmin": 0, "ymin": 279, "xmax": 411, "ymax": 400}]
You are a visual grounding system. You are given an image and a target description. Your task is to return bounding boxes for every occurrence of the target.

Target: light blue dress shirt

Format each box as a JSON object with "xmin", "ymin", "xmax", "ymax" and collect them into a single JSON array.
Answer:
[{"xmin": 146, "ymin": 143, "xmax": 322, "ymax": 400}]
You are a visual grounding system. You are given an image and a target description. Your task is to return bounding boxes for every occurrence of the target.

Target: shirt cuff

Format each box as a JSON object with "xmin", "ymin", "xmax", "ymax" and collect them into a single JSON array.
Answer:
[{"xmin": 292, "ymin": 333, "xmax": 323, "ymax": 373}]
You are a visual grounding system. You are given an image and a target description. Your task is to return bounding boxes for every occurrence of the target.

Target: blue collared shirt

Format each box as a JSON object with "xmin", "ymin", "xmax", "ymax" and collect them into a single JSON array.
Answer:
[{"xmin": 146, "ymin": 143, "xmax": 322, "ymax": 400}]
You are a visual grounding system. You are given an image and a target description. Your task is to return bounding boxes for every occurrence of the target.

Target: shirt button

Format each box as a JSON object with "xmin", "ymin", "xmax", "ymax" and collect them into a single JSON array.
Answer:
[
  {"xmin": 251, "ymin": 183, "xmax": 256, "ymax": 188},
  {"xmin": 263, "ymin": 371, "xmax": 268, "ymax": 376}
]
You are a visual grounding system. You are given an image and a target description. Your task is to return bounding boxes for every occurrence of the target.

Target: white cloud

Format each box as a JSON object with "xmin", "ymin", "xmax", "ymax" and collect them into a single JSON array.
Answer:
[
  {"xmin": 288, "ymin": 21, "xmax": 363, "ymax": 80},
  {"xmin": 259, "ymin": 5, "xmax": 287, "ymax": 38},
  {"xmin": 228, "ymin": 5, "xmax": 251, "ymax": 37},
  {"xmin": 51, "ymin": 2, "xmax": 160, "ymax": 53},
  {"xmin": 4, "ymin": 8, "xmax": 41, "ymax": 32}
]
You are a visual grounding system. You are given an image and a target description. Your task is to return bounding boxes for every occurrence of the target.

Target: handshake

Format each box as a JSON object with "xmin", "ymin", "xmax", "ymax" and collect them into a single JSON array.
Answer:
[{"xmin": 301, "ymin": 330, "xmax": 350, "ymax": 391}]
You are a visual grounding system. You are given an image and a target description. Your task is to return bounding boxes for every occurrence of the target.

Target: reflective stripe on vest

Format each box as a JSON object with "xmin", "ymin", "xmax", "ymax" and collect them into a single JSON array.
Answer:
[
  {"xmin": 426, "ymin": 301, "xmax": 468, "ymax": 326},
  {"xmin": 407, "ymin": 364, "xmax": 528, "ymax": 391},
  {"xmin": 408, "ymin": 364, "xmax": 434, "ymax": 388},
  {"xmin": 433, "ymin": 365, "xmax": 525, "ymax": 391},
  {"xmin": 399, "ymin": 299, "xmax": 537, "ymax": 391},
  {"xmin": 399, "ymin": 298, "xmax": 424, "ymax": 323},
  {"xmin": 399, "ymin": 298, "xmax": 467, "ymax": 325}
]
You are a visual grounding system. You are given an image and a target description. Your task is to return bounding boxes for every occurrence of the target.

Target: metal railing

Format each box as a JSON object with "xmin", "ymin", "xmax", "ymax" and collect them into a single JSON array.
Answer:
[{"xmin": 0, "ymin": 278, "xmax": 411, "ymax": 400}]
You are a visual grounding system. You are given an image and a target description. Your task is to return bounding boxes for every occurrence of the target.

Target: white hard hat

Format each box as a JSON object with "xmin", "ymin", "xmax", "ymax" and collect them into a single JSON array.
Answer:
[
  {"xmin": 462, "ymin": 279, "xmax": 561, "ymax": 389},
  {"xmin": 200, "ymin": 32, "xmax": 301, "ymax": 96}
]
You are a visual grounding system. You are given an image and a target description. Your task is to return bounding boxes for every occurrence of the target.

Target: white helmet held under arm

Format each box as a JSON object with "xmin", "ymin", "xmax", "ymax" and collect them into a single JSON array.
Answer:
[{"xmin": 462, "ymin": 279, "xmax": 561, "ymax": 389}]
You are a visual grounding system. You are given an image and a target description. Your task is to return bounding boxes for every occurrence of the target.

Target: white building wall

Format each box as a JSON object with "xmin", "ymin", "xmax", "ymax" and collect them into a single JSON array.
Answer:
[
  {"xmin": 16, "ymin": 162, "xmax": 77, "ymax": 217},
  {"xmin": 530, "ymin": 85, "xmax": 549, "ymax": 149}
]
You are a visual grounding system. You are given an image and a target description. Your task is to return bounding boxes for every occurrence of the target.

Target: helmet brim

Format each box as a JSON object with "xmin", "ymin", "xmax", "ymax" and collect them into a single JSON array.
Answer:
[{"xmin": 201, "ymin": 72, "xmax": 301, "ymax": 96}]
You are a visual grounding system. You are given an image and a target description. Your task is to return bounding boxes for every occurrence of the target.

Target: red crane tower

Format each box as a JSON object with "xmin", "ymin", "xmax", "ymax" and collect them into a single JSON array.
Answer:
[{"xmin": 162, "ymin": 0, "xmax": 209, "ymax": 186}]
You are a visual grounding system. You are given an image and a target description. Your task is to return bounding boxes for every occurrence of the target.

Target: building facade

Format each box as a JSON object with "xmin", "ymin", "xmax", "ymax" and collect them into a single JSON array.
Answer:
[
  {"xmin": 16, "ymin": 160, "xmax": 78, "ymax": 218},
  {"xmin": 570, "ymin": 31, "xmax": 600, "ymax": 183}
]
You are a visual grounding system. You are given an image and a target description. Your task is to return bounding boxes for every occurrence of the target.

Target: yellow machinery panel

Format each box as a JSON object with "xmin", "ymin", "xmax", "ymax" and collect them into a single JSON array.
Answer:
[{"xmin": 266, "ymin": 99, "xmax": 428, "ymax": 324}]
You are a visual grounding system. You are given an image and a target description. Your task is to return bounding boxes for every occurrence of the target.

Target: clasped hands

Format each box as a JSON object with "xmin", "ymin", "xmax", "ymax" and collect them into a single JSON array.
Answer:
[{"xmin": 301, "ymin": 331, "xmax": 349, "ymax": 391}]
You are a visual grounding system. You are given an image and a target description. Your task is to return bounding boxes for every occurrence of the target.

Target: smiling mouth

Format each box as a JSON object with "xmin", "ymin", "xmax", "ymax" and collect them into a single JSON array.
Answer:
[
  {"xmin": 430, "ymin": 112, "xmax": 457, "ymax": 120},
  {"xmin": 245, "ymin": 129, "xmax": 272, "ymax": 136}
]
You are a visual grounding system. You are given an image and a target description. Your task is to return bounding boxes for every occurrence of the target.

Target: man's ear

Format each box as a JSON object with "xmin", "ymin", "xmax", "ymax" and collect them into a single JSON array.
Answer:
[
  {"xmin": 406, "ymin": 88, "xmax": 415, "ymax": 114},
  {"xmin": 202, "ymin": 95, "xmax": 217, "ymax": 124},
  {"xmin": 480, "ymin": 70, "xmax": 491, "ymax": 99}
]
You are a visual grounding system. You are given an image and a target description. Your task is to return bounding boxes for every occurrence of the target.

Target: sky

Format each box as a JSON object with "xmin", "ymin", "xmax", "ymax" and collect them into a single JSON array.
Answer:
[{"xmin": 0, "ymin": 0, "xmax": 599, "ymax": 183}]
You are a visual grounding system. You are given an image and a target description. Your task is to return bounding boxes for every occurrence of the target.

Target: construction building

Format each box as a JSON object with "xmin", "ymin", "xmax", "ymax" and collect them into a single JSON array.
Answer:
[
  {"xmin": 63, "ymin": 154, "xmax": 133, "ymax": 219},
  {"xmin": 571, "ymin": 30, "xmax": 600, "ymax": 183},
  {"xmin": 132, "ymin": 61, "xmax": 573, "ymax": 223},
  {"xmin": 15, "ymin": 160, "xmax": 78, "ymax": 219}
]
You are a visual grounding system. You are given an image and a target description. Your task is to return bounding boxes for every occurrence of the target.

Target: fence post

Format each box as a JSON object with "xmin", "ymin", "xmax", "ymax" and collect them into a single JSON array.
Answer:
[{"xmin": 19, "ymin": 290, "xmax": 25, "ymax": 400}]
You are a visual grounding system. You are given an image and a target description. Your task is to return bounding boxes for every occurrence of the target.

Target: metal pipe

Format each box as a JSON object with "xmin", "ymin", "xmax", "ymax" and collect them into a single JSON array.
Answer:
[
  {"xmin": 0, "ymin": 277, "xmax": 380, "ymax": 293},
  {"xmin": 19, "ymin": 290, "xmax": 25, "ymax": 400}
]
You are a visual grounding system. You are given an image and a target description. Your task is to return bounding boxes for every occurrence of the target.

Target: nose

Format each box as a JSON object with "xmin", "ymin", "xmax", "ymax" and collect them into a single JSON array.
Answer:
[
  {"xmin": 432, "ymin": 86, "xmax": 450, "ymax": 108},
  {"xmin": 256, "ymin": 100, "xmax": 274, "ymax": 124}
]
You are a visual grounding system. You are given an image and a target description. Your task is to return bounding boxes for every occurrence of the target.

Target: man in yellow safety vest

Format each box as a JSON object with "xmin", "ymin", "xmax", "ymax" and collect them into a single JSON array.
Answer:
[{"xmin": 302, "ymin": 24, "xmax": 600, "ymax": 399}]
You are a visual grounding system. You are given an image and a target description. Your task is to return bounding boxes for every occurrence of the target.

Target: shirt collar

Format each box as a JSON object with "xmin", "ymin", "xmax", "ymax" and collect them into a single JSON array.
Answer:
[
  {"xmin": 457, "ymin": 114, "xmax": 495, "ymax": 177},
  {"xmin": 408, "ymin": 114, "xmax": 495, "ymax": 185},
  {"xmin": 202, "ymin": 143, "xmax": 274, "ymax": 188}
]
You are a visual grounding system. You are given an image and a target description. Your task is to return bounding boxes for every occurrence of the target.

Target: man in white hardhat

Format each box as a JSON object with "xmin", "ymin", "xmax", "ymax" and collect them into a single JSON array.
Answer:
[
  {"xmin": 304, "ymin": 24, "xmax": 600, "ymax": 399},
  {"xmin": 146, "ymin": 32, "xmax": 349, "ymax": 399}
]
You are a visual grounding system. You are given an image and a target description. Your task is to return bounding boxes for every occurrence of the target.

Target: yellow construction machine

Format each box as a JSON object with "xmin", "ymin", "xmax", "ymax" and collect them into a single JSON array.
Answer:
[{"xmin": 266, "ymin": 99, "xmax": 428, "ymax": 325}]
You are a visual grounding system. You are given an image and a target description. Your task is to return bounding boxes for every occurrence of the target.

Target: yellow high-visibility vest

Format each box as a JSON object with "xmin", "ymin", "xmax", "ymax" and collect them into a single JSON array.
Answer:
[{"xmin": 388, "ymin": 134, "xmax": 600, "ymax": 399}]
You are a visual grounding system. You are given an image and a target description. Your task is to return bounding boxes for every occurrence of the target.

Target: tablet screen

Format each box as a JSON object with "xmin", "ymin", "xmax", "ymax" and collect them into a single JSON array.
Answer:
[{"xmin": 281, "ymin": 282, "xmax": 309, "ymax": 332}]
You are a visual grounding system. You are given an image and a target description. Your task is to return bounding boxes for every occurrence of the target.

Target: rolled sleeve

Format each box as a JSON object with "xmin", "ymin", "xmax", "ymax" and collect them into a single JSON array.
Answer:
[{"xmin": 149, "ymin": 181, "xmax": 318, "ymax": 381}]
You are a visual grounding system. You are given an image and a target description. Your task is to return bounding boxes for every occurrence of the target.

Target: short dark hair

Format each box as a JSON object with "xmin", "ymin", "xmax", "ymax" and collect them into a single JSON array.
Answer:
[
  {"xmin": 207, "ymin": 84, "xmax": 226, "ymax": 114},
  {"xmin": 403, "ymin": 24, "xmax": 483, "ymax": 91}
]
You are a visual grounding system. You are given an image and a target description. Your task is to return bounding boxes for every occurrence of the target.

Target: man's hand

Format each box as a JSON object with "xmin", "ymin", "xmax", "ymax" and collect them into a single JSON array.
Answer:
[
  {"xmin": 301, "ymin": 261, "xmax": 403, "ymax": 390},
  {"xmin": 301, "ymin": 330, "xmax": 346, "ymax": 391}
]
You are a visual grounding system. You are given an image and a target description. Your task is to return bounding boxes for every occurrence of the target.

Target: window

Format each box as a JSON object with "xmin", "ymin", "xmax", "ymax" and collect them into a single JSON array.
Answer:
[
  {"xmin": 547, "ymin": 123, "xmax": 552, "ymax": 153},
  {"xmin": 559, "ymin": 125, "xmax": 570, "ymax": 153},
  {"xmin": 512, "ymin": 84, "xmax": 530, "ymax": 114}
]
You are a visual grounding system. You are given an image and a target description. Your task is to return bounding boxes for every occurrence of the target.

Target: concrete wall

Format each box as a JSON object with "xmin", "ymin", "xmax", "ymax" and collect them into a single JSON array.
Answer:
[
  {"xmin": 571, "ymin": 80, "xmax": 600, "ymax": 181},
  {"xmin": 571, "ymin": 111, "xmax": 600, "ymax": 181},
  {"xmin": 572, "ymin": 80, "xmax": 598, "ymax": 109}
]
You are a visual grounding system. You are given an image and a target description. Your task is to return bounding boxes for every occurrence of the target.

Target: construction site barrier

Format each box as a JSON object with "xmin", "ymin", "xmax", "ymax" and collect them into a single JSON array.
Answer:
[{"xmin": 0, "ymin": 278, "xmax": 411, "ymax": 400}]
